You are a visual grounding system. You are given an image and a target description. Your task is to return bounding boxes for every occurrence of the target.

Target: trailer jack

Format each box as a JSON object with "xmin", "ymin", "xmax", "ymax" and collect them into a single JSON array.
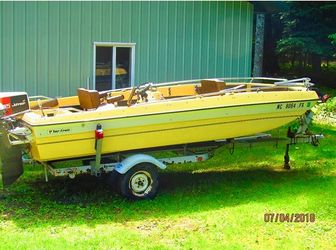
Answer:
[{"xmin": 283, "ymin": 127, "xmax": 323, "ymax": 170}]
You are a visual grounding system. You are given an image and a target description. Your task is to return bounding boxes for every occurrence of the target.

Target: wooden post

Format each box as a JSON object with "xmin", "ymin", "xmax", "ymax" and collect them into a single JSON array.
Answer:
[{"xmin": 253, "ymin": 13, "xmax": 265, "ymax": 77}]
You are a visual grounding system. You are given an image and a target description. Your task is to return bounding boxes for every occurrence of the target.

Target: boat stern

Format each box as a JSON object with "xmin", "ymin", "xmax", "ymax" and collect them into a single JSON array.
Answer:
[
  {"xmin": 0, "ymin": 128, "xmax": 24, "ymax": 187},
  {"xmin": 0, "ymin": 92, "xmax": 30, "ymax": 187}
]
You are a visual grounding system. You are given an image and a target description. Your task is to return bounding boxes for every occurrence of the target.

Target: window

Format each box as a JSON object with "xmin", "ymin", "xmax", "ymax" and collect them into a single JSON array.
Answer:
[{"xmin": 93, "ymin": 42, "xmax": 135, "ymax": 91}]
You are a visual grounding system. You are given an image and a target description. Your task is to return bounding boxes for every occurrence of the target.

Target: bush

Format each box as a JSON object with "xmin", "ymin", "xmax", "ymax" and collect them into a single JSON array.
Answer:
[{"xmin": 313, "ymin": 97, "xmax": 336, "ymax": 125}]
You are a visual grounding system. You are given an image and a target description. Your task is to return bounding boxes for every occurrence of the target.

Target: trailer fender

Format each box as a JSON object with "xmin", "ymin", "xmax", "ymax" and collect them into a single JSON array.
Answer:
[{"xmin": 114, "ymin": 154, "xmax": 167, "ymax": 174}]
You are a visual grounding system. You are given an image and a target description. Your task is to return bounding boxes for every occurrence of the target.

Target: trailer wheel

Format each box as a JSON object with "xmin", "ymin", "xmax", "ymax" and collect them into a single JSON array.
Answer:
[{"xmin": 119, "ymin": 163, "xmax": 159, "ymax": 200}]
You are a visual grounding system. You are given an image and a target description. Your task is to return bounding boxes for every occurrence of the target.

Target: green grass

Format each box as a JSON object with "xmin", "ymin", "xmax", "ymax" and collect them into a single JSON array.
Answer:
[{"xmin": 0, "ymin": 124, "xmax": 335, "ymax": 249}]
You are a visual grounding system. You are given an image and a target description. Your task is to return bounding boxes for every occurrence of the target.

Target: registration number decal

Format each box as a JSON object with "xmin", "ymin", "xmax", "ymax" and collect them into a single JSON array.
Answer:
[{"xmin": 276, "ymin": 102, "xmax": 305, "ymax": 110}]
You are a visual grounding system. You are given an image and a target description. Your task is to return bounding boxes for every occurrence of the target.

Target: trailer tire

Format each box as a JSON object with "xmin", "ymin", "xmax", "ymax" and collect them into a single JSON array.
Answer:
[{"xmin": 119, "ymin": 163, "xmax": 159, "ymax": 200}]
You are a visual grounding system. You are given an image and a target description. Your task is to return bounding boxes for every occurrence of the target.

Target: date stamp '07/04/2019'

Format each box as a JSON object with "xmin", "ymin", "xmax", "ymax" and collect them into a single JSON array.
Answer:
[{"xmin": 264, "ymin": 213, "xmax": 316, "ymax": 223}]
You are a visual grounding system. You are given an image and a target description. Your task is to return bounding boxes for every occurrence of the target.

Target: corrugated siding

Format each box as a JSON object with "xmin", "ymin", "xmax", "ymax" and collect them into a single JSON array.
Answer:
[{"xmin": 0, "ymin": 1, "xmax": 253, "ymax": 97}]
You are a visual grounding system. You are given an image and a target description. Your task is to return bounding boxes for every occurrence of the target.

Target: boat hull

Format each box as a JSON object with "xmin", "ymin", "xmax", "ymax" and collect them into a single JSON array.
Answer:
[{"xmin": 24, "ymin": 91, "xmax": 319, "ymax": 161}]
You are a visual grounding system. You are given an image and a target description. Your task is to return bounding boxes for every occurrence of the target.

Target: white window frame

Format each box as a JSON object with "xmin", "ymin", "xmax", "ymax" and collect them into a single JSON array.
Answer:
[{"xmin": 93, "ymin": 42, "xmax": 136, "ymax": 90}]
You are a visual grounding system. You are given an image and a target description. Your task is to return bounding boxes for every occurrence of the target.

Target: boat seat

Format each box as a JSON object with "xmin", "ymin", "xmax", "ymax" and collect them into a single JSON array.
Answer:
[
  {"xmin": 77, "ymin": 88, "xmax": 102, "ymax": 110},
  {"xmin": 197, "ymin": 80, "xmax": 226, "ymax": 94}
]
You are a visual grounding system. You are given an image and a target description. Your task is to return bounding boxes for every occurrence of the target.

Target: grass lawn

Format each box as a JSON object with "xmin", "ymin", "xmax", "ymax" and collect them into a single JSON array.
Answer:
[{"xmin": 0, "ymin": 123, "xmax": 335, "ymax": 249}]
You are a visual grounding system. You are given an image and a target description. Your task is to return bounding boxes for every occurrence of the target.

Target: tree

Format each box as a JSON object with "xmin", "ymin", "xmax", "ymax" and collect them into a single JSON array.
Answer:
[
  {"xmin": 276, "ymin": 2, "xmax": 336, "ymax": 73},
  {"xmin": 263, "ymin": 13, "xmax": 283, "ymax": 76},
  {"xmin": 330, "ymin": 33, "xmax": 336, "ymax": 46}
]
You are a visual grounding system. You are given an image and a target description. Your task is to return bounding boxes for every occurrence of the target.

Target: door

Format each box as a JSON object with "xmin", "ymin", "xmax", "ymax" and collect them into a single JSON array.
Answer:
[{"xmin": 94, "ymin": 43, "xmax": 135, "ymax": 91}]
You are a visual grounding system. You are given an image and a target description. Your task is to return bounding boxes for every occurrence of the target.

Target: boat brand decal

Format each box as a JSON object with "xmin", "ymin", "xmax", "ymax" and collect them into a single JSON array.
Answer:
[
  {"xmin": 11, "ymin": 97, "xmax": 29, "ymax": 115},
  {"xmin": 276, "ymin": 102, "xmax": 305, "ymax": 110},
  {"xmin": 47, "ymin": 128, "xmax": 71, "ymax": 135}
]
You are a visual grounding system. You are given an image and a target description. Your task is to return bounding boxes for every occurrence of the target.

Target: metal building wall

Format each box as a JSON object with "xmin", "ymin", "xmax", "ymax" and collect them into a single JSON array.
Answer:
[{"xmin": 0, "ymin": 1, "xmax": 253, "ymax": 97}]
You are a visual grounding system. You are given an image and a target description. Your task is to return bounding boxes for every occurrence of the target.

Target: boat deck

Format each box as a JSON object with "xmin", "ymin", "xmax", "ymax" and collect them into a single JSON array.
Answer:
[{"xmin": 28, "ymin": 77, "xmax": 315, "ymax": 113}]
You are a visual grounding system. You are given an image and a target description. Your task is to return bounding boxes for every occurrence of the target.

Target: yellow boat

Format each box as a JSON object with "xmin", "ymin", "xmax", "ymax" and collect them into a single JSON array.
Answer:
[
  {"xmin": 3, "ymin": 77, "xmax": 320, "ymax": 162},
  {"xmin": 0, "ymin": 77, "xmax": 322, "ymax": 197}
]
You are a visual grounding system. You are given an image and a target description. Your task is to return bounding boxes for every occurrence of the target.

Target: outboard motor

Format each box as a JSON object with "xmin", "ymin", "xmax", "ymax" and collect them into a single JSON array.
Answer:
[{"xmin": 0, "ymin": 92, "xmax": 30, "ymax": 187}]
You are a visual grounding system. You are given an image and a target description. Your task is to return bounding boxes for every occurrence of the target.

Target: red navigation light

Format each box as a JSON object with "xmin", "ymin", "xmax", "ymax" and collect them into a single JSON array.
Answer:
[{"xmin": 95, "ymin": 129, "xmax": 104, "ymax": 139}]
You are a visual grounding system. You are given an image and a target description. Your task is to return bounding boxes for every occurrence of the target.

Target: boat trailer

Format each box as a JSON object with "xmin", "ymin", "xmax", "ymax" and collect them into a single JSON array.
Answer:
[
  {"xmin": 1, "ymin": 103, "xmax": 324, "ymax": 199},
  {"xmin": 33, "ymin": 122, "xmax": 323, "ymax": 199}
]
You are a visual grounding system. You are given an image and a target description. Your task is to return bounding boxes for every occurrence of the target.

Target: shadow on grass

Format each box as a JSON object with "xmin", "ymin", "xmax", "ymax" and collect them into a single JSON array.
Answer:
[{"xmin": 0, "ymin": 165, "xmax": 334, "ymax": 229}]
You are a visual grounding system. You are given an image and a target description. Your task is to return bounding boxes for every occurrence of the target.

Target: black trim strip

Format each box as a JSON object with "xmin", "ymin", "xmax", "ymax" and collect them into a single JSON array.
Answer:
[
  {"xmin": 28, "ymin": 98, "xmax": 318, "ymax": 127},
  {"xmin": 36, "ymin": 115, "xmax": 298, "ymax": 146}
]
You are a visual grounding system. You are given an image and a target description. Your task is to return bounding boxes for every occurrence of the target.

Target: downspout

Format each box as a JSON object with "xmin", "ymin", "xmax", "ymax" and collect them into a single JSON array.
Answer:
[{"xmin": 252, "ymin": 12, "xmax": 265, "ymax": 77}]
